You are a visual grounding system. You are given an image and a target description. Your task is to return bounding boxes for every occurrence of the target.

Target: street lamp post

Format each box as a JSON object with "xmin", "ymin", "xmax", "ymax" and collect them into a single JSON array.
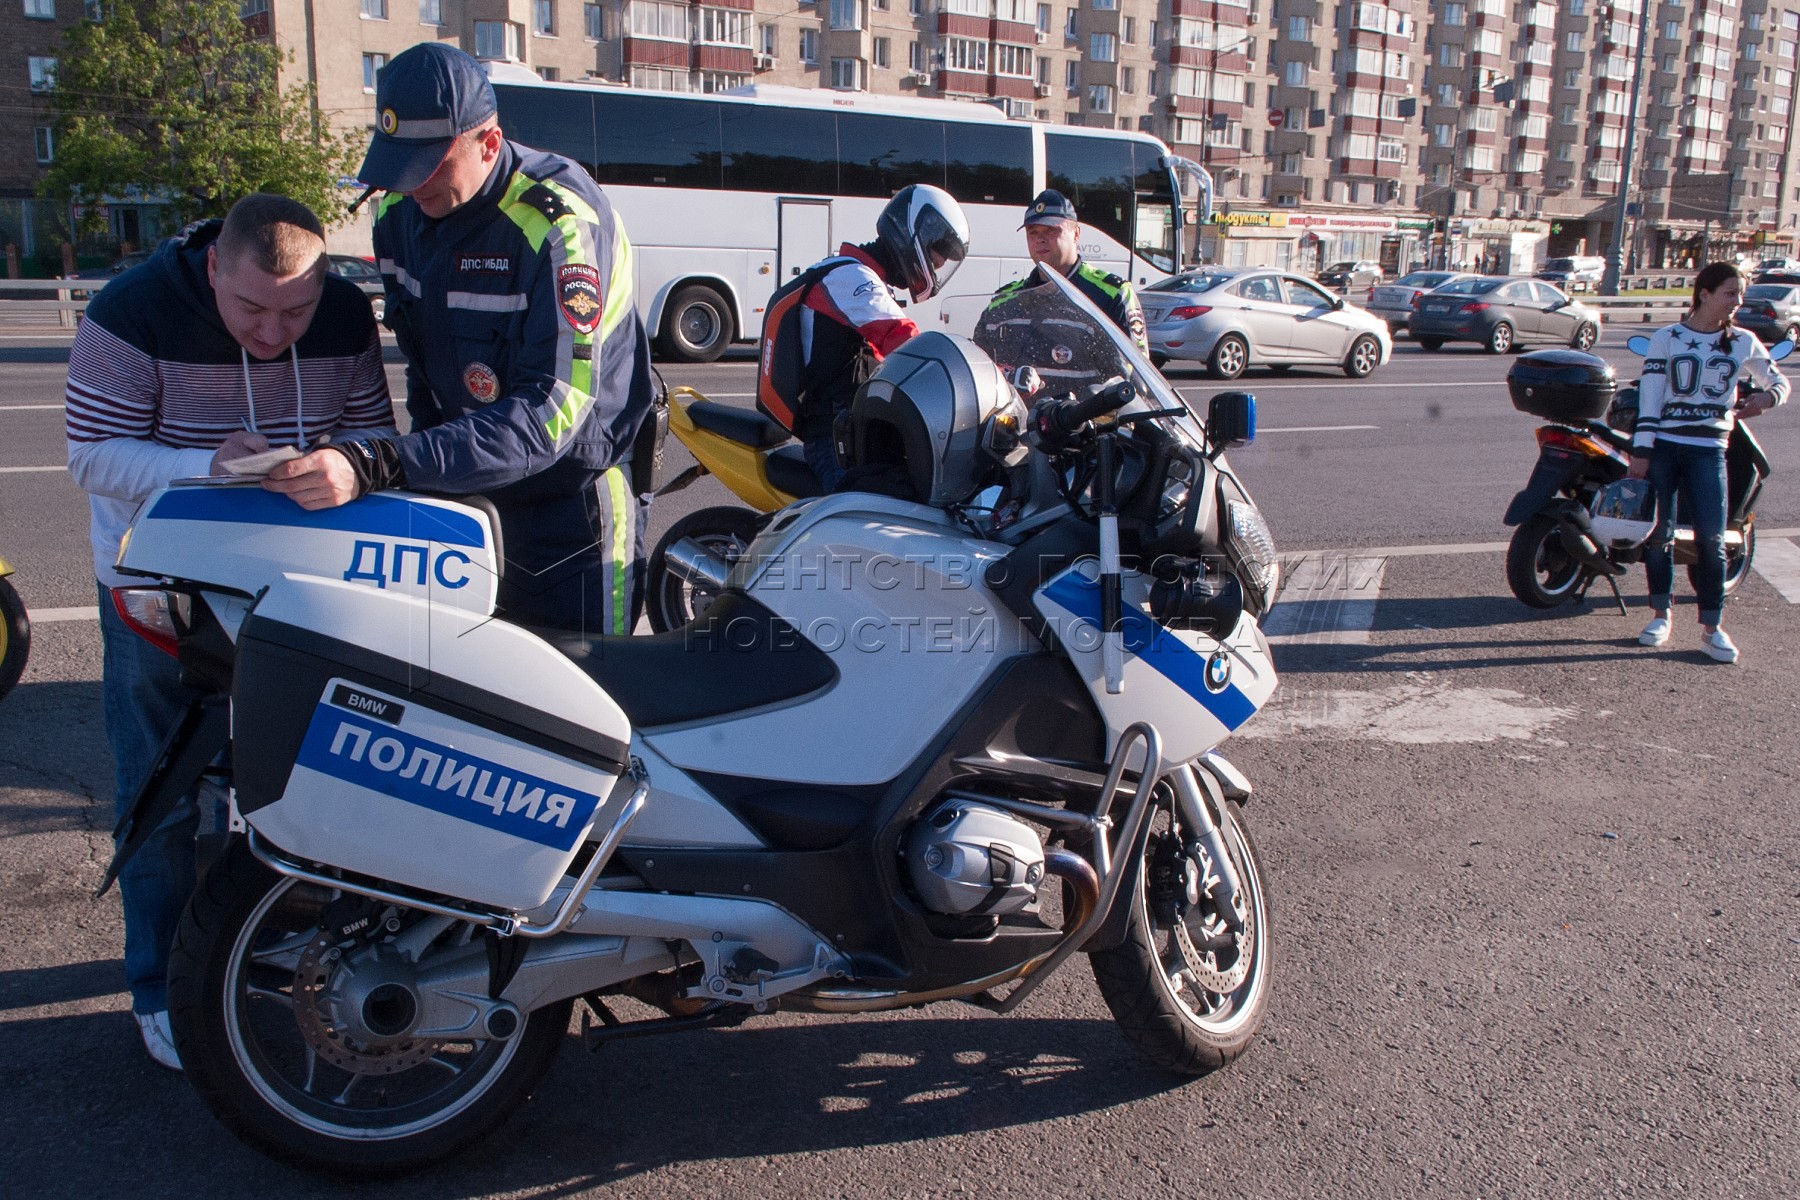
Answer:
[{"xmin": 1600, "ymin": 5, "xmax": 1651, "ymax": 296}]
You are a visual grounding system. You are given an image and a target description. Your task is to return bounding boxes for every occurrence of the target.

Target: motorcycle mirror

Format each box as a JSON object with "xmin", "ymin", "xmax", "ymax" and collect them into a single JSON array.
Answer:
[
  {"xmin": 1206, "ymin": 391, "xmax": 1256, "ymax": 451},
  {"xmin": 1625, "ymin": 334, "xmax": 1652, "ymax": 357},
  {"xmin": 1772, "ymin": 338, "xmax": 1796, "ymax": 362}
]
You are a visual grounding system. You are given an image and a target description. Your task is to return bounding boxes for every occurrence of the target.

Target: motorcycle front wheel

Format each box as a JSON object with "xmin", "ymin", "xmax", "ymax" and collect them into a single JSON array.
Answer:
[
  {"xmin": 645, "ymin": 505, "xmax": 761, "ymax": 633},
  {"xmin": 1090, "ymin": 794, "xmax": 1271, "ymax": 1075},
  {"xmin": 0, "ymin": 577, "xmax": 28, "ymax": 700},
  {"xmin": 168, "ymin": 841, "xmax": 572, "ymax": 1174},
  {"xmin": 1505, "ymin": 513, "xmax": 1585, "ymax": 608}
]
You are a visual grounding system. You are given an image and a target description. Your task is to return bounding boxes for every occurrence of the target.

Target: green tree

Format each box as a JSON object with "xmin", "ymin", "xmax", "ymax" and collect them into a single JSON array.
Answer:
[{"xmin": 40, "ymin": 0, "xmax": 362, "ymax": 236}]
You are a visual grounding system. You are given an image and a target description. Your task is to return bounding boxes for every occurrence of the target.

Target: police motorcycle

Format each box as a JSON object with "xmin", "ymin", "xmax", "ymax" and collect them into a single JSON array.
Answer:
[
  {"xmin": 0, "ymin": 553, "xmax": 28, "ymax": 700},
  {"xmin": 1500, "ymin": 339, "xmax": 1783, "ymax": 609},
  {"xmin": 105, "ymin": 269, "xmax": 1282, "ymax": 1172}
]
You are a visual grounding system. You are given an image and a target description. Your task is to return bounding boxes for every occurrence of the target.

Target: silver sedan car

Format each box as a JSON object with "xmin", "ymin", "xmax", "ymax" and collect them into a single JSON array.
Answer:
[{"xmin": 1143, "ymin": 267, "xmax": 1394, "ymax": 380}]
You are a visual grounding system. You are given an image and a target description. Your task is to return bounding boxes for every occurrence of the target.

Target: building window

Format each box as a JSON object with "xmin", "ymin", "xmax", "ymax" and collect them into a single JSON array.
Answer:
[
  {"xmin": 700, "ymin": 71, "xmax": 747, "ymax": 91},
  {"xmin": 419, "ymin": 0, "xmax": 441, "ymax": 24},
  {"xmin": 362, "ymin": 53, "xmax": 387, "ymax": 91},
  {"xmin": 629, "ymin": 65, "xmax": 691, "ymax": 90},
  {"xmin": 585, "ymin": 2, "xmax": 603, "ymax": 38},
  {"xmin": 909, "ymin": 40, "xmax": 921, "ymax": 70},
  {"xmin": 1091, "ymin": 0, "xmax": 1114, "ymax": 9},
  {"xmin": 474, "ymin": 20, "xmax": 520, "ymax": 59},
  {"xmin": 801, "ymin": 28, "xmax": 818, "ymax": 63},
  {"xmin": 1035, "ymin": 2, "xmax": 1048, "ymax": 32},
  {"xmin": 995, "ymin": 43, "xmax": 1032, "ymax": 76},
  {"xmin": 84, "ymin": 0, "xmax": 100, "ymax": 17},
  {"xmin": 24, "ymin": 0, "xmax": 54, "ymax": 18},
  {"xmin": 1121, "ymin": 15, "xmax": 1133, "ymax": 43},
  {"xmin": 831, "ymin": 57, "xmax": 861, "ymax": 88},
  {"xmin": 1120, "ymin": 65, "xmax": 1134, "ymax": 93},
  {"xmin": 1283, "ymin": 60, "xmax": 1307, "ymax": 86},
  {"xmin": 533, "ymin": 0, "xmax": 554, "ymax": 35},
  {"xmin": 829, "ymin": 0, "xmax": 860, "ymax": 29},
  {"xmin": 34, "ymin": 126, "xmax": 53, "ymax": 163},
  {"xmin": 1088, "ymin": 84, "xmax": 1113, "ymax": 112},
  {"xmin": 537, "ymin": 65, "xmax": 560, "ymax": 80},
  {"xmin": 360, "ymin": 0, "xmax": 386, "ymax": 19},
  {"xmin": 1089, "ymin": 32, "xmax": 1114, "ymax": 61},
  {"xmin": 700, "ymin": 8, "xmax": 751, "ymax": 44},
  {"xmin": 945, "ymin": 36, "xmax": 987, "ymax": 72},
  {"xmin": 909, "ymin": 0, "xmax": 921, "ymax": 13},
  {"xmin": 1065, "ymin": 59, "xmax": 1078, "ymax": 89},
  {"xmin": 239, "ymin": 0, "xmax": 267, "ymax": 14},
  {"xmin": 28, "ymin": 56, "xmax": 56, "ymax": 93},
  {"xmin": 629, "ymin": 1, "xmax": 688, "ymax": 40},
  {"xmin": 872, "ymin": 36, "xmax": 889, "ymax": 68}
]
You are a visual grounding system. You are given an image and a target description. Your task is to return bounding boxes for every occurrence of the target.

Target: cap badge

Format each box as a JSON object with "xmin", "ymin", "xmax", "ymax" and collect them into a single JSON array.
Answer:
[{"xmin": 378, "ymin": 108, "xmax": 398, "ymax": 135}]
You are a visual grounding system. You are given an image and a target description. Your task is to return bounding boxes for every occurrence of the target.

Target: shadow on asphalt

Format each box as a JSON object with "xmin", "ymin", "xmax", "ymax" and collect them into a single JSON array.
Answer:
[
  {"xmin": 0, "ymin": 957, "xmax": 123, "ymax": 1011},
  {"xmin": 0, "ymin": 346, "xmax": 72, "ymax": 365},
  {"xmin": 0, "ymin": 1011, "xmax": 1187, "ymax": 1195}
]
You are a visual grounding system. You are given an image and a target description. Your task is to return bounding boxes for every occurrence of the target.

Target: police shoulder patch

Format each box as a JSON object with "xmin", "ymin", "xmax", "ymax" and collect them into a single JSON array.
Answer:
[{"xmin": 558, "ymin": 263, "xmax": 603, "ymax": 334}]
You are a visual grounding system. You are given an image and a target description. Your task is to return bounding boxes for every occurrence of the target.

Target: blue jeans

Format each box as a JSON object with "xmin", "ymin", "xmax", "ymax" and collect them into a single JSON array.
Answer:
[
  {"xmin": 1643, "ymin": 440, "xmax": 1729, "ymax": 626},
  {"xmin": 801, "ymin": 426, "xmax": 846, "ymax": 493},
  {"xmin": 98, "ymin": 581, "xmax": 204, "ymax": 1015}
]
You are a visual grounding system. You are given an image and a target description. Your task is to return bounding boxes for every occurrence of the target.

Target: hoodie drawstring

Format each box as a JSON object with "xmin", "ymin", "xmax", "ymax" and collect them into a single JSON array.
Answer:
[{"xmin": 239, "ymin": 345, "xmax": 306, "ymax": 450}]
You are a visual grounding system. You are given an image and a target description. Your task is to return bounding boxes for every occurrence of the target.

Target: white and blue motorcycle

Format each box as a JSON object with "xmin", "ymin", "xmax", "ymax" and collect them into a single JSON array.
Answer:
[{"xmin": 104, "ymin": 272, "xmax": 1282, "ymax": 1172}]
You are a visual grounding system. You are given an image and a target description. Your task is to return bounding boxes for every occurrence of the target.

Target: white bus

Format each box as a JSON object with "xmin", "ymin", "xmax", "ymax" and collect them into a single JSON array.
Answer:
[{"xmin": 489, "ymin": 67, "xmax": 1194, "ymax": 361}]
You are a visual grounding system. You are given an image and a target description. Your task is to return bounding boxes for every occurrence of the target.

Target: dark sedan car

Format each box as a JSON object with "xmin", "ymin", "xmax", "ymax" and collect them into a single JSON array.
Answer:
[
  {"xmin": 329, "ymin": 254, "xmax": 385, "ymax": 321},
  {"xmin": 1409, "ymin": 276, "xmax": 1601, "ymax": 353},
  {"xmin": 1735, "ymin": 283, "xmax": 1800, "ymax": 344}
]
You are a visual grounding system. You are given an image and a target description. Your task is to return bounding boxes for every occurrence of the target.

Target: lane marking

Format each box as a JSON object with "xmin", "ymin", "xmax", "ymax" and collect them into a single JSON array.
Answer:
[
  {"xmin": 1258, "ymin": 424, "xmax": 1378, "ymax": 433},
  {"xmin": 1239, "ymin": 684, "xmax": 1578, "ymax": 744},
  {"xmin": 1263, "ymin": 553, "xmax": 1387, "ymax": 645},
  {"xmin": 0, "ymin": 405, "xmax": 65, "ymax": 411},
  {"xmin": 1750, "ymin": 535, "xmax": 1800, "ymax": 603},
  {"xmin": 29, "ymin": 606, "xmax": 98, "ymax": 622},
  {"xmin": 0, "ymin": 466, "xmax": 66, "ymax": 474}
]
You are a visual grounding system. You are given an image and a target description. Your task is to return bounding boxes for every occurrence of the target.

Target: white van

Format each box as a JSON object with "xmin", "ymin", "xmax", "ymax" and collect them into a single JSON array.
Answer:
[{"xmin": 1537, "ymin": 256, "xmax": 1606, "ymax": 292}]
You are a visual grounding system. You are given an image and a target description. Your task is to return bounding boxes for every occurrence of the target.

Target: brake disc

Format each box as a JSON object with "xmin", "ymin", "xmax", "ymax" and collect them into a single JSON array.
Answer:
[
  {"xmin": 1169, "ymin": 841, "xmax": 1254, "ymax": 995},
  {"xmin": 292, "ymin": 931, "xmax": 442, "ymax": 1075}
]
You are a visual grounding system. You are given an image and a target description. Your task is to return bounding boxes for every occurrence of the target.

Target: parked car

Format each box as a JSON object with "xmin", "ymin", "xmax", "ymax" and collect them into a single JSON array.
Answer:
[
  {"xmin": 1315, "ymin": 260, "xmax": 1385, "ymax": 293},
  {"xmin": 70, "ymin": 250, "xmax": 152, "ymax": 281},
  {"xmin": 1409, "ymin": 276, "xmax": 1602, "ymax": 353},
  {"xmin": 1142, "ymin": 266, "xmax": 1393, "ymax": 380},
  {"xmin": 1751, "ymin": 259, "xmax": 1800, "ymax": 283},
  {"xmin": 1367, "ymin": 271, "xmax": 1481, "ymax": 331},
  {"xmin": 328, "ymin": 254, "xmax": 384, "ymax": 321},
  {"xmin": 1735, "ymin": 283, "xmax": 1800, "ymax": 344},
  {"xmin": 1535, "ymin": 256, "xmax": 1606, "ymax": 292},
  {"xmin": 1751, "ymin": 269, "xmax": 1800, "ymax": 287}
]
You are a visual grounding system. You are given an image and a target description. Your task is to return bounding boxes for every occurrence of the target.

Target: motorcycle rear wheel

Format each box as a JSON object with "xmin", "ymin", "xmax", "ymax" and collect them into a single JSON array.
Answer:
[
  {"xmin": 1505, "ymin": 513, "xmax": 1584, "ymax": 608},
  {"xmin": 0, "ymin": 577, "xmax": 28, "ymax": 700},
  {"xmin": 168, "ymin": 841, "xmax": 572, "ymax": 1174},
  {"xmin": 1090, "ymin": 796, "xmax": 1271, "ymax": 1075},
  {"xmin": 645, "ymin": 505, "xmax": 762, "ymax": 633}
]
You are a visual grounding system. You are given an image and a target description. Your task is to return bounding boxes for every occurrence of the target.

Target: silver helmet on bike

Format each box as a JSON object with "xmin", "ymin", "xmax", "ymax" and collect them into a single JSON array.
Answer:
[
  {"xmin": 1589, "ymin": 478, "xmax": 1658, "ymax": 549},
  {"xmin": 847, "ymin": 332, "xmax": 1027, "ymax": 506},
  {"xmin": 877, "ymin": 184, "xmax": 971, "ymax": 303}
]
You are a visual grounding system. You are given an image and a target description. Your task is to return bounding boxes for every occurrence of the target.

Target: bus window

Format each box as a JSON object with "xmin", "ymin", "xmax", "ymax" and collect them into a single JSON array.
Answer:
[
  {"xmin": 1045, "ymin": 133, "xmax": 1135, "ymax": 255},
  {"xmin": 944, "ymin": 123, "xmax": 1033, "ymax": 207},
  {"xmin": 493, "ymin": 86, "xmax": 598, "ymax": 176},
  {"xmin": 1134, "ymin": 198, "xmax": 1177, "ymax": 274},
  {"xmin": 592, "ymin": 94, "xmax": 721, "ymax": 189},
  {"xmin": 721, "ymin": 105, "xmax": 839, "ymax": 195},
  {"xmin": 838, "ymin": 114, "xmax": 946, "ymax": 197}
]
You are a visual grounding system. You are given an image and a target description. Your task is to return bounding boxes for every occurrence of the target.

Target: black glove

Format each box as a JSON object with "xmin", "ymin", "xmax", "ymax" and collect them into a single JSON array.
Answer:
[{"xmin": 329, "ymin": 438, "xmax": 407, "ymax": 499}]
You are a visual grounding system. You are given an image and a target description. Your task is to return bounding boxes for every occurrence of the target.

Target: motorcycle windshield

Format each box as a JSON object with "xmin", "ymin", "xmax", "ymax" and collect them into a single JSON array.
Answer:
[{"xmin": 957, "ymin": 270, "xmax": 1210, "ymax": 454}]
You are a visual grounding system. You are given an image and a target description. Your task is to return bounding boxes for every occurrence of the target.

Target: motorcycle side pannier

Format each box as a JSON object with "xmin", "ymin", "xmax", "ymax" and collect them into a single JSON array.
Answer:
[{"xmin": 1506, "ymin": 349, "xmax": 1616, "ymax": 422}]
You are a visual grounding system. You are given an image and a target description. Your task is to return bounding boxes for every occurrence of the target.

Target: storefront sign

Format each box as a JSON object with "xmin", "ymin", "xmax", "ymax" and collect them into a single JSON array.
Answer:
[
  {"xmin": 1287, "ymin": 212, "xmax": 1399, "ymax": 233},
  {"xmin": 1211, "ymin": 210, "xmax": 1290, "ymax": 228}
]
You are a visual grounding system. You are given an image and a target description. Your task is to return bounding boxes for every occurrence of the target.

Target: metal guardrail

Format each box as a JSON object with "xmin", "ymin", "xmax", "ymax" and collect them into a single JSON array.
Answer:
[
  {"xmin": 1582, "ymin": 294, "xmax": 1691, "ymax": 324},
  {"xmin": 0, "ymin": 278, "xmax": 104, "ymax": 328}
]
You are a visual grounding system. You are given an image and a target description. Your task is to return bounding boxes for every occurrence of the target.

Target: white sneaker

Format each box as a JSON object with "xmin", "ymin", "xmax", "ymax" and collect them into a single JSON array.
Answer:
[
  {"xmin": 135, "ymin": 1010, "xmax": 182, "ymax": 1071},
  {"xmin": 1702, "ymin": 629, "xmax": 1739, "ymax": 664},
  {"xmin": 1638, "ymin": 617, "xmax": 1671, "ymax": 647}
]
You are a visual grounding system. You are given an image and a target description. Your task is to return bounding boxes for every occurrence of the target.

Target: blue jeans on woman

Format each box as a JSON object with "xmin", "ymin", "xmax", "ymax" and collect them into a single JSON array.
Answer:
[
  {"xmin": 1643, "ymin": 440, "xmax": 1729, "ymax": 627},
  {"xmin": 98, "ymin": 581, "xmax": 204, "ymax": 1015}
]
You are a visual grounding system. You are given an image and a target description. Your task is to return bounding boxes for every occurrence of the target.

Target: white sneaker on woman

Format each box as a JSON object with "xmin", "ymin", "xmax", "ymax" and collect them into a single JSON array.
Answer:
[
  {"xmin": 135, "ymin": 1010, "xmax": 182, "ymax": 1071},
  {"xmin": 1702, "ymin": 629, "xmax": 1739, "ymax": 664},
  {"xmin": 1638, "ymin": 617, "xmax": 1671, "ymax": 647}
]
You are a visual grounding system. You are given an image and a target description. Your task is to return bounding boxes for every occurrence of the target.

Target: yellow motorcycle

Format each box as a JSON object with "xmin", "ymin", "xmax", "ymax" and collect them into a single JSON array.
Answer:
[
  {"xmin": 0, "ymin": 555, "xmax": 29, "ymax": 700},
  {"xmin": 645, "ymin": 386, "xmax": 822, "ymax": 631}
]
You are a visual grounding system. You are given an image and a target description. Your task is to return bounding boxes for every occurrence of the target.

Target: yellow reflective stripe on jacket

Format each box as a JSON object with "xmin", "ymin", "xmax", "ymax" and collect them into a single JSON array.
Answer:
[{"xmin": 605, "ymin": 465, "xmax": 631, "ymax": 634}]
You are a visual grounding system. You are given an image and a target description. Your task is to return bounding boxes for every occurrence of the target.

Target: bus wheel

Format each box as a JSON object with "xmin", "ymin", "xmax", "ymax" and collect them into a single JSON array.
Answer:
[{"xmin": 659, "ymin": 285, "xmax": 734, "ymax": 363}]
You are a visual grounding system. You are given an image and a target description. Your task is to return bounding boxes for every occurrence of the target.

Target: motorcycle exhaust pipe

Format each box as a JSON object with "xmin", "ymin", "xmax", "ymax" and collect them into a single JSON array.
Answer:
[
  {"xmin": 1554, "ymin": 510, "xmax": 1627, "ymax": 577},
  {"xmin": 665, "ymin": 537, "xmax": 730, "ymax": 591},
  {"xmin": 1043, "ymin": 848, "xmax": 1100, "ymax": 935}
]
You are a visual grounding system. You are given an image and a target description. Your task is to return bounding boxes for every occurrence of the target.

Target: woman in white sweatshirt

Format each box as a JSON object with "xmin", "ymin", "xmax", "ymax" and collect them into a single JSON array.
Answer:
[{"xmin": 1628, "ymin": 261, "xmax": 1787, "ymax": 663}]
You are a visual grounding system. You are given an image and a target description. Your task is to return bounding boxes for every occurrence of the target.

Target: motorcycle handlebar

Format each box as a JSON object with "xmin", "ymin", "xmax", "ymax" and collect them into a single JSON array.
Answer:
[{"xmin": 1035, "ymin": 378, "xmax": 1137, "ymax": 440}]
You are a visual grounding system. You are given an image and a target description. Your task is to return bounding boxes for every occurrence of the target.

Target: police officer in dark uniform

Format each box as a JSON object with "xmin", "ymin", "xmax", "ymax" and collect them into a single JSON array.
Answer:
[
  {"xmin": 979, "ymin": 189, "xmax": 1149, "ymax": 395},
  {"xmin": 266, "ymin": 42, "xmax": 654, "ymax": 636}
]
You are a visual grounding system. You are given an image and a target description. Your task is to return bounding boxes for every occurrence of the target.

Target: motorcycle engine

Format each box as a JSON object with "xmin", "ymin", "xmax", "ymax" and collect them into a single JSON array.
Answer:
[{"xmin": 906, "ymin": 800, "xmax": 1046, "ymax": 916}]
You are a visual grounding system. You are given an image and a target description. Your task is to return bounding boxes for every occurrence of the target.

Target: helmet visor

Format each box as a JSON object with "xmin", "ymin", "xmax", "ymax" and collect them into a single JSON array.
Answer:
[{"xmin": 915, "ymin": 209, "xmax": 969, "ymax": 299}]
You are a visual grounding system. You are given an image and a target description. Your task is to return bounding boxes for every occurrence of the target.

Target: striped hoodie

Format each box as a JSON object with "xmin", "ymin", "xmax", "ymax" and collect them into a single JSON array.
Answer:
[
  {"xmin": 1633, "ymin": 320, "xmax": 1789, "ymax": 453},
  {"xmin": 66, "ymin": 219, "xmax": 394, "ymax": 586}
]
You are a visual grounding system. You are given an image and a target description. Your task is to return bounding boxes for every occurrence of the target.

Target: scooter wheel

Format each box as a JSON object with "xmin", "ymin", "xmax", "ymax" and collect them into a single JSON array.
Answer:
[
  {"xmin": 1695, "ymin": 524, "xmax": 1755, "ymax": 597},
  {"xmin": 1506, "ymin": 514, "xmax": 1584, "ymax": 608},
  {"xmin": 0, "ymin": 577, "xmax": 30, "ymax": 701},
  {"xmin": 645, "ymin": 506, "xmax": 763, "ymax": 633}
]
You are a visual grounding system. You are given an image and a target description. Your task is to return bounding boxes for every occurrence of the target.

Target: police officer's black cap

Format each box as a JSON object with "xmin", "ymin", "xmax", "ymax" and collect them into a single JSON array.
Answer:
[
  {"xmin": 358, "ymin": 42, "xmax": 498, "ymax": 194},
  {"xmin": 1019, "ymin": 189, "xmax": 1078, "ymax": 229}
]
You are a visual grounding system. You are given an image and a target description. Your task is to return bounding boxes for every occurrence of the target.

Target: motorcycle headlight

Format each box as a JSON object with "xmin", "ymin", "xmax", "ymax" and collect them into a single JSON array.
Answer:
[{"xmin": 1222, "ymin": 496, "xmax": 1280, "ymax": 616}]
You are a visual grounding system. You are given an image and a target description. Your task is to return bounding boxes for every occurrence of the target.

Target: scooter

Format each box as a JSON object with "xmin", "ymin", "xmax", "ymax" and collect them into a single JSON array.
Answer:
[
  {"xmin": 102, "ymin": 271, "xmax": 1283, "ymax": 1173},
  {"xmin": 1501, "ymin": 339, "xmax": 1782, "ymax": 610},
  {"xmin": 0, "ymin": 555, "xmax": 27, "ymax": 700},
  {"xmin": 645, "ymin": 385, "xmax": 822, "ymax": 632}
]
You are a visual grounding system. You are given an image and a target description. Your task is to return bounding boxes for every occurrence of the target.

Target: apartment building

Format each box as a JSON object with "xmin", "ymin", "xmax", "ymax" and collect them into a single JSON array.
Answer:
[
  {"xmin": 13, "ymin": 0, "xmax": 1800, "ymax": 274},
  {"xmin": 0, "ymin": 0, "xmax": 87, "ymax": 271}
]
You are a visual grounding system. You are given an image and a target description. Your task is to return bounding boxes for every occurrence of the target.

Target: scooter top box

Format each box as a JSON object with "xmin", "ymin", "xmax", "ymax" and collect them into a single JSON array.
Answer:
[{"xmin": 1507, "ymin": 349, "xmax": 1616, "ymax": 422}]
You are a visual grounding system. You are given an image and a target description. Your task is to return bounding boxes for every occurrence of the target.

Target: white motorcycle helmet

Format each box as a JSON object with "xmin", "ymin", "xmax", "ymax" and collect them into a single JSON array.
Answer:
[
  {"xmin": 876, "ymin": 184, "xmax": 971, "ymax": 303},
  {"xmin": 1589, "ymin": 478, "xmax": 1658, "ymax": 549}
]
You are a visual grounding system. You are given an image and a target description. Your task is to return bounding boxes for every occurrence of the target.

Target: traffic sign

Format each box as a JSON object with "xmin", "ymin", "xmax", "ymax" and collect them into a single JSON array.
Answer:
[{"xmin": 1267, "ymin": 109, "xmax": 1285, "ymax": 128}]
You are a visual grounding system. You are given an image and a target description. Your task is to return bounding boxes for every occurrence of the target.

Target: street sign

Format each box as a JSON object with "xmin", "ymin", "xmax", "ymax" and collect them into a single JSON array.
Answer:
[{"xmin": 1267, "ymin": 109, "xmax": 1285, "ymax": 128}]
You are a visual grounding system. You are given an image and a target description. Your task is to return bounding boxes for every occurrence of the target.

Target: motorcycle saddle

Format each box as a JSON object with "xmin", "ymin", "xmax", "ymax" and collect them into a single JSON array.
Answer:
[
  {"xmin": 686, "ymin": 400, "xmax": 790, "ymax": 450},
  {"xmin": 539, "ymin": 591, "xmax": 837, "ymax": 728},
  {"xmin": 765, "ymin": 445, "xmax": 825, "ymax": 499}
]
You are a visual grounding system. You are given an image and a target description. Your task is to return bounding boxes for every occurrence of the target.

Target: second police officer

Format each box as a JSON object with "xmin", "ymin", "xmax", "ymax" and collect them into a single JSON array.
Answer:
[{"xmin": 267, "ymin": 42, "xmax": 656, "ymax": 635}]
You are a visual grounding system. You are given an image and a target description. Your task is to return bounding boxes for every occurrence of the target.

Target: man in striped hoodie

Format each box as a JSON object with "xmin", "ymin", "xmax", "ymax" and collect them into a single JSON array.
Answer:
[{"xmin": 65, "ymin": 193, "xmax": 394, "ymax": 1069}]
